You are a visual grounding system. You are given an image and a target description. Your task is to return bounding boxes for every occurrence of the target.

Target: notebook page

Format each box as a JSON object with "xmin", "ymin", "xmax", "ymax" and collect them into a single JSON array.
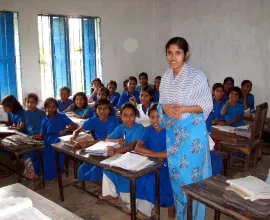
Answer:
[{"xmin": 0, "ymin": 197, "xmax": 32, "ymax": 217}]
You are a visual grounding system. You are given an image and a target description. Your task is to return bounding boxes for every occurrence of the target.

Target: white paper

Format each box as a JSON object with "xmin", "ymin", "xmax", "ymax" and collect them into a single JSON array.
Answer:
[
  {"xmin": 100, "ymin": 154, "xmax": 122, "ymax": 165},
  {"xmin": 0, "ymin": 207, "xmax": 52, "ymax": 220},
  {"xmin": 236, "ymin": 124, "xmax": 250, "ymax": 130},
  {"xmin": 84, "ymin": 141, "xmax": 119, "ymax": 153},
  {"xmin": 0, "ymin": 127, "xmax": 16, "ymax": 133},
  {"xmin": 212, "ymin": 125, "xmax": 236, "ymax": 133},
  {"xmin": 227, "ymin": 176, "xmax": 270, "ymax": 199},
  {"xmin": 208, "ymin": 135, "xmax": 215, "ymax": 151}
]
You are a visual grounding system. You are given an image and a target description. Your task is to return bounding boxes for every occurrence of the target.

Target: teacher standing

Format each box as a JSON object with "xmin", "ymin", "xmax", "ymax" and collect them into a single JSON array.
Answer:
[{"xmin": 158, "ymin": 37, "xmax": 213, "ymax": 219}]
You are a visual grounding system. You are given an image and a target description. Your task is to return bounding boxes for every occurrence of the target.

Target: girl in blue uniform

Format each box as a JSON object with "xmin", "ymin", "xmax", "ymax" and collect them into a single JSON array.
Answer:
[
  {"xmin": 65, "ymin": 92, "xmax": 93, "ymax": 119},
  {"xmin": 240, "ymin": 80, "xmax": 255, "ymax": 113},
  {"xmin": 23, "ymin": 93, "xmax": 46, "ymax": 179},
  {"xmin": 221, "ymin": 87, "xmax": 245, "ymax": 127},
  {"xmin": 72, "ymin": 99, "xmax": 119, "ymax": 183},
  {"xmin": 223, "ymin": 77, "xmax": 234, "ymax": 101},
  {"xmin": 153, "ymin": 76, "xmax": 161, "ymax": 103},
  {"xmin": 88, "ymin": 78, "xmax": 103, "ymax": 103},
  {"xmin": 103, "ymin": 104, "xmax": 173, "ymax": 218},
  {"xmin": 0, "ymin": 95, "xmax": 25, "ymax": 131},
  {"xmin": 107, "ymin": 80, "xmax": 120, "ymax": 107},
  {"xmin": 130, "ymin": 85, "xmax": 153, "ymax": 127},
  {"xmin": 100, "ymin": 103, "xmax": 144, "ymax": 199},
  {"xmin": 32, "ymin": 98, "xmax": 77, "ymax": 180},
  {"xmin": 57, "ymin": 87, "xmax": 73, "ymax": 112}
]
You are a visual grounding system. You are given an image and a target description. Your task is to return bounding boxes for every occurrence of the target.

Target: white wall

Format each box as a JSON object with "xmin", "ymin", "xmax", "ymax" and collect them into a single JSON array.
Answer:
[
  {"xmin": 1, "ymin": 0, "xmax": 155, "ymax": 98},
  {"xmin": 154, "ymin": 0, "xmax": 270, "ymax": 114}
]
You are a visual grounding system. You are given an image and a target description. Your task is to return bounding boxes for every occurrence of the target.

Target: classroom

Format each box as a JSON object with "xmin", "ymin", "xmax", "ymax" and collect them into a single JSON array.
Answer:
[{"xmin": 0, "ymin": 0, "xmax": 270, "ymax": 220}]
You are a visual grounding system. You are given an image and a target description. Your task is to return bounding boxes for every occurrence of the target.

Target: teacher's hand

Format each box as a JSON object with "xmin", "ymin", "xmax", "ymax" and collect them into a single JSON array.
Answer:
[{"xmin": 162, "ymin": 104, "xmax": 182, "ymax": 119}]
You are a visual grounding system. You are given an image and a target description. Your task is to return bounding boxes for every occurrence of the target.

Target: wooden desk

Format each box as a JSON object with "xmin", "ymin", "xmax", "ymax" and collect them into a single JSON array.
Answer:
[
  {"xmin": 0, "ymin": 183, "xmax": 83, "ymax": 220},
  {"xmin": 182, "ymin": 175, "xmax": 269, "ymax": 220},
  {"xmin": 0, "ymin": 133, "xmax": 45, "ymax": 188},
  {"xmin": 211, "ymin": 128, "xmax": 249, "ymax": 143},
  {"xmin": 52, "ymin": 142, "xmax": 163, "ymax": 220}
]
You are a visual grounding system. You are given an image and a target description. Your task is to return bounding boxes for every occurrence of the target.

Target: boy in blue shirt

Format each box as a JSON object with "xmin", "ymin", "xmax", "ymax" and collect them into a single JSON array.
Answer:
[
  {"xmin": 117, "ymin": 76, "xmax": 140, "ymax": 108},
  {"xmin": 221, "ymin": 87, "xmax": 245, "ymax": 127},
  {"xmin": 136, "ymin": 72, "xmax": 152, "ymax": 92},
  {"xmin": 57, "ymin": 87, "xmax": 73, "ymax": 112}
]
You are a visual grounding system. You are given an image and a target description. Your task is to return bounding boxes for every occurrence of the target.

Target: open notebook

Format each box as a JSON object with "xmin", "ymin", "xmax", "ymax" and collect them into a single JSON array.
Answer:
[
  {"xmin": 101, "ymin": 152, "xmax": 154, "ymax": 171},
  {"xmin": 0, "ymin": 196, "xmax": 51, "ymax": 220},
  {"xmin": 84, "ymin": 141, "xmax": 120, "ymax": 156},
  {"xmin": 59, "ymin": 133, "xmax": 93, "ymax": 147},
  {"xmin": 213, "ymin": 124, "xmax": 250, "ymax": 133},
  {"xmin": 226, "ymin": 176, "xmax": 270, "ymax": 201}
]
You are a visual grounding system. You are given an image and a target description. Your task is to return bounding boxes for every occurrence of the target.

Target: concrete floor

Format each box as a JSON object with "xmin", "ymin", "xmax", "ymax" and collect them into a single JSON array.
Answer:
[{"xmin": 0, "ymin": 150, "xmax": 270, "ymax": 220}]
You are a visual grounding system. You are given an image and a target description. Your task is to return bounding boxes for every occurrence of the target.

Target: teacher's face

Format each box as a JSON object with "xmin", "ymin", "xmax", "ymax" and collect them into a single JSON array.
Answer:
[{"xmin": 166, "ymin": 44, "xmax": 185, "ymax": 72}]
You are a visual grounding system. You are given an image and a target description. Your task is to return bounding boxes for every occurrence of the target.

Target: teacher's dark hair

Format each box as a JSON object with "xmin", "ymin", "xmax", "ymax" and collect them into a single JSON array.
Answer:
[{"xmin": 165, "ymin": 37, "xmax": 189, "ymax": 55}]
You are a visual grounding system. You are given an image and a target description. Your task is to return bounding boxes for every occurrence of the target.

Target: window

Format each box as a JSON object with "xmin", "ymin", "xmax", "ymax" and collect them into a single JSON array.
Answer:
[
  {"xmin": 0, "ymin": 11, "xmax": 22, "ymax": 102},
  {"xmin": 38, "ymin": 14, "xmax": 102, "ymax": 100}
]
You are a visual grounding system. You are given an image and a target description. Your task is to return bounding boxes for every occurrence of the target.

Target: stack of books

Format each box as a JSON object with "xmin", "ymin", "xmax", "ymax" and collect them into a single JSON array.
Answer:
[{"xmin": 226, "ymin": 176, "xmax": 270, "ymax": 201}]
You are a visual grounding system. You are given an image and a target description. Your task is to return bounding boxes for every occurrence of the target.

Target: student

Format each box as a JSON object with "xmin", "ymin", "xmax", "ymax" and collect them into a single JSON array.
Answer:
[
  {"xmin": 103, "ymin": 104, "xmax": 173, "ymax": 218},
  {"xmin": 221, "ymin": 87, "xmax": 245, "ymax": 127},
  {"xmin": 23, "ymin": 93, "xmax": 46, "ymax": 179},
  {"xmin": 122, "ymin": 79, "xmax": 129, "ymax": 94},
  {"xmin": 94, "ymin": 87, "xmax": 116, "ymax": 116},
  {"xmin": 212, "ymin": 83, "xmax": 226, "ymax": 124},
  {"xmin": 24, "ymin": 93, "xmax": 46, "ymax": 136},
  {"xmin": 66, "ymin": 92, "xmax": 94, "ymax": 119},
  {"xmin": 88, "ymin": 78, "xmax": 103, "ymax": 103},
  {"xmin": 223, "ymin": 77, "xmax": 234, "ymax": 100},
  {"xmin": 107, "ymin": 80, "xmax": 120, "ymax": 107},
  {"xmin": 72, "ymin": 99, "xmax": 119, "ymax": 183},
  {"xmin": 153, "ymin": 76, "xmax": 161, "ymax": 102},
  {"xmin": 130, "ymin": 85, "xmax": 153, "ymax": 127},
  {"xmin": 117, "ymin": 76, "xmax": 140, "ymax": 108},
  {"xmin": 57, "ymin": 87, "xmax": 73, "ymax": 112},
  {"xmin": 136, "ymin": 72, "xmax": 152, "ymax": 92},
  {"xmin": 100, "ymin": 103, "xmax": 144, "ymax": 198},
  {"xmin": 0, "ymin": 95, "xmax": 25, "ymax": 132},
  {"xmin": 240, "ymin": 80, "xmax": 255, "ymax": 113},
  {"xmin": 32, "ymin": 98, "xmax": 77, "ymax": 180}
]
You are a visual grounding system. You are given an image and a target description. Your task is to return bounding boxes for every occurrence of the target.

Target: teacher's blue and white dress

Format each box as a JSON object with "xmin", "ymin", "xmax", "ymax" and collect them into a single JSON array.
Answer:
[{"xmin": 158, "ymin": 63, "xmax": 213, "ymax": 220}]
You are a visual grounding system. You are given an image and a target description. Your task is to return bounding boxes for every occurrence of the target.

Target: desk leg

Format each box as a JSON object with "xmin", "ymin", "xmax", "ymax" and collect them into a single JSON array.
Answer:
[
  {"xmin": 81, "ymin": 181, "xmax": 85, "ymax": 191},
  {"xmin": 187, "ymin": 195, "xmax": 193, "ymax": 220},
  {"xmin": 155, "ymin": 168, "xmax": 160, "ymax": 220},
  {"xmin": 55, "ymin": 151, "xmax": 64, "ymax": 201},
  {"xmin": 214, "ymin": 210, "xmax": 220, "ymax": 220},
  {"xmin": 39, "ymin": 150, "xmax": 45, "ymax": 189},
  {"xmin": 15, "ymin": 153, "xmax": 21, "ymax": 183},
  {"xmin": 73, "ymin": 158, "xmax": 77, "ymax": 179},
  {"xmin": 130, "ymin": 178, "xmax": 137, "ymax": 220}
]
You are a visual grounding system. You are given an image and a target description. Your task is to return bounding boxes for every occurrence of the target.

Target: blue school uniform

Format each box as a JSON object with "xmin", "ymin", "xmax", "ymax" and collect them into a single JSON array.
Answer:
[
  {"xmin": 117, "ymin": 91, "xmax": 141, "ymax": 108},
  {"xmin": 224, "ymin": 103, "xmax": 245, "ymax": 127},
  {"xmin": 136, "ymin": 84, "xmax": 152, "ymax": 92},
  {"xmin": 78, "ymin": 116, "xmax": 119, "ymax": 181},
  {"xmin": 239, "ymin": 93, "xmax": 255, "ymax": 113},
  {"xmin": 109, "ymin": 92, "xmax": 120, "ymax": 107},
  {"xmin": 153, "ymin": 91, "xmax": 160, "ymax": 103},
  {"xmin": 8, "ymin": 109, "xmax": 26, "ymax": 126},
  {"xmin": 103, "ymin": 122, "xmax": 145, "ymax": 192},
  {"xmin": 213, "ymin": 98, "xmax": 225, "ymax": 120},
  {"xmin": 72, "ymin": 106, "xmax": 93, "ymax": 118},
  {"xmin": 57, "ymin": 99, "xmax": 73, "ymax": 112},
  {"xmin": 32, "ymin": 113, "xmax": 72, "ymax": 180},
  {"xmin": 24, "ymin": 108, "xmax": 46, "ymax": 136},
  {"xmin": 93, "ymin": 106, "xmax": 116, "ymax": 117}
]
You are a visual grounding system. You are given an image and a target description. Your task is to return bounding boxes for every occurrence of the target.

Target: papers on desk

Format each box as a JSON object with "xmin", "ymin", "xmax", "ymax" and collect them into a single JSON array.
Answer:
[
  {"xmin": 101, "ymin": 152, "xmax": 154, "ymax": 171},
  {"xmin": 0, "ymin": 196, "xmax": 51, "ymax": 220},
  {"xmin": 0, "ymin": 127, "xmax": 16, "ymax": 133},
  {"xmin": 84, "ymin": 141, "xmax": 120, "ymax": 156},
  {"xmin": 226, "ymin": 176, "xmax": 270, "ymax": 201},
  {"xmin": 59, "ymin": 133, "xmax": 93, "ymax": 146},
  {"xmin": 213, "ymin": 124, "xmax": 250, "ymax": 133}
]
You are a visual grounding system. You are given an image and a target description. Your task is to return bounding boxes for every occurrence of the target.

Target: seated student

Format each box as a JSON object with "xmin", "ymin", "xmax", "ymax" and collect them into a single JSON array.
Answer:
[
  {"xmin": 101, "ymin": 104, "xmax": 173, "ymax": 218},
  {"xmin": 88, "ymin": 78, "xmax": 103, "ymax": 103},
  {"xmin": 32, "ymin": 98, "xmax": 77, "ymax": 180},
  {"xmin": 66, "ymin": 92, "xmax": 94, "ymax": 119},
  {"xmin": 23, "ymin": 93, "xmax": 46, "ymax": 179},
  {"xmin": 136, "ymin": 72, "xmax": 152, "ymax": 92},
  {"xmin": 72, "ymin": 99, "xmax": 119, "ymax": 184},
  {"xmin": 153, "ymin": 76, "xmax": 161, "ymax": 103},
  {"xmin": 94, "ymin": 87, "xmax": 116, "ymax": 116},
  {"xmin": 107, "ymin": 80, "xmax": 120, "ymax": 107},
  {"xmin": 239, "ymin": 80, "xmax": 255, "ymax": 113},
  {"xmin": 0, "ymin": 95, "xmax": 25, "ymax": 132},
  {"xmin": 57, "ymin": 86, "xmax": 73, "ymax": 112},
  {"xmin": 221, "ymin": 87, "xmax": 245, "ymax": 127},
  {"xmin": 130, "ymin": 85, "xmax": 153, "ymax": 127},
  {"xmin": 122, "ymin": 79, "xmax": 129, "ymax": 94},
  {"xmin": 212, "ymin": 83, "xmax": 226, "ymax": 124},
  {"xmin": 117, "ymin": 76, "xmax": 140, "ymax": 108},
  {"xmin": 223, "ymin": 77, "xmax": 234, "ymax": 101}
]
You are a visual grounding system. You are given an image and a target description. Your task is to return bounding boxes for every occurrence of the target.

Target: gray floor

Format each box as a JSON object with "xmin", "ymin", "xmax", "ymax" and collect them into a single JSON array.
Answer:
[{"xmin": 1, "ymin": 149, "xmax": 270, "ymax": 220}]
